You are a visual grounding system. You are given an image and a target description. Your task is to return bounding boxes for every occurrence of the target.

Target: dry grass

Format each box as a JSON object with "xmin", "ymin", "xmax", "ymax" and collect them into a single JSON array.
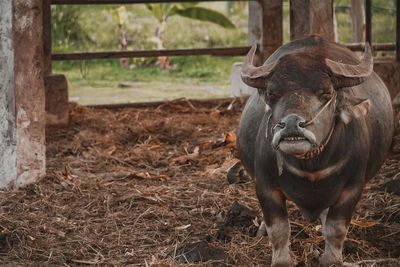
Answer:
[{"xmin": 0, "ymin": 100, "xmax": 399, "ymax": 266}]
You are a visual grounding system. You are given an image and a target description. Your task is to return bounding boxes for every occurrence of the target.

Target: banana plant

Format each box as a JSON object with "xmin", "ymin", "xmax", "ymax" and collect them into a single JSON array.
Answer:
[
  {"xmin": 110, "ymin": 6, "xmax": 130, "ymax": 68},
  {"xmin": 146, "ymin": 3, "xmax": 235, "ymax": 68},
  {"xmin": 146, "ymin": 3, "xmax": 235, "ymax": 30}
]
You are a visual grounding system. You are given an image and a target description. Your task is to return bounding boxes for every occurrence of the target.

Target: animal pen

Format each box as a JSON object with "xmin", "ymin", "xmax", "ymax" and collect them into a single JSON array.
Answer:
[{"xmin": 0, "ymin": 0, "xmax": 400, "ymax": 266}]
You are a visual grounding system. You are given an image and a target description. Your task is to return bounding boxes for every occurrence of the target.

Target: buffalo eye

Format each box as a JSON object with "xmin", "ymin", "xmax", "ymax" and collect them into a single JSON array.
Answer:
[
  {"xmin": 267, "ymin": 90, "xmax": 281, "ymax": 101},
  {"xmin": 317, "ymin": 90, "xmax": 333, "ymax": 101}
]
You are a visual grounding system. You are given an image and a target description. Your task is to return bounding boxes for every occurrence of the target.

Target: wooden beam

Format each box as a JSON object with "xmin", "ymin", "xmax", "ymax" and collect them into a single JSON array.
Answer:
[
  {"xmin": 51, "ymin": 0, "xmax": 249, "ymax": 4},
  {"xmin": 52, "ymin": 46, "xmax": 251, "ymax": 60}
]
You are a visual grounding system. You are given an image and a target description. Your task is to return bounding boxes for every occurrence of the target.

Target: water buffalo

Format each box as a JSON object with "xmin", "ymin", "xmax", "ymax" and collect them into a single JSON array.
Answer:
[{"xmin": 237, "ymin": 36, "xmax": 393, "ymax": 266}]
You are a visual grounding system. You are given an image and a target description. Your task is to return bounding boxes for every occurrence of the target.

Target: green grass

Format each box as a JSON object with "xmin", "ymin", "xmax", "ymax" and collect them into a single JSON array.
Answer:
[{"xmin": 54, "ymin": 56, "xmax": 242, "ymax": 104}]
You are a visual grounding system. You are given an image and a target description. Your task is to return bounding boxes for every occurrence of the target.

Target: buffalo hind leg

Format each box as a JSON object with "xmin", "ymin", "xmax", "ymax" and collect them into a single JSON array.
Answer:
[
  {"xmin": 320, "ymin": 188, "xmax": 362, "ymax": 267},
  {"xmin": 257, "ymin": 188, "xmax": 292, "ymax": 267}
]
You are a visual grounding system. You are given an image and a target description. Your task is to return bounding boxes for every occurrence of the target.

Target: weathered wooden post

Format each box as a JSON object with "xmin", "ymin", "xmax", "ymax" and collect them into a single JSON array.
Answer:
[
  {"xmin": 249, "ymin": 0, "xmax": 283, "ymax": 65},
  {"xmin": 290, "ymin": 0, "xmax": 334, "ymax": 41},
  {"xmin": 350, "ymin": 0, "xmax": 365, "ymax": 43},
  {"xmin": 231, "ymin": 0, "xmax": 283, "ymax": 96},
  {"xmin": 0, "ymin": 0, "xmax": 46, "ymax": 188},
  {"xmin": 42, "ymin": 0, "xmax": 69, "ymax": 125}
]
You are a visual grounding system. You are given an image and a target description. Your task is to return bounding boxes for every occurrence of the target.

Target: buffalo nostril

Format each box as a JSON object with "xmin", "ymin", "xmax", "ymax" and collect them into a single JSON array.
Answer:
[
  {"xmin": 298, "ymin": 120, "xmax": 306, "ymax": 128},
  {"xmin": 280, "ymin": 114, "xmax": 306, "ymax": 131},
  {"xmin": 273, "ymin": 122, "xmax": 286, "ymax": 130}
]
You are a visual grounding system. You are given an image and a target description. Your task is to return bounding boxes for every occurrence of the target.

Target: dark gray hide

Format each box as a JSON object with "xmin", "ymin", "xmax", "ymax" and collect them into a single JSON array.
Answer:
[{"xmin": 237, "ymin": 36, "xmax": 393, "ymax": 267}]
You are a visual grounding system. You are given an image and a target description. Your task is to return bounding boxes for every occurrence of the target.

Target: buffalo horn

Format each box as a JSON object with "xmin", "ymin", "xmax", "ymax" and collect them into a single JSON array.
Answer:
[
  {"xmin": 241, "ymin": 44, "xmax": 276, "ymax": 89},
  {"xmin": 326, "ymin": 43, "xmax": 373, "ymax": 89}
]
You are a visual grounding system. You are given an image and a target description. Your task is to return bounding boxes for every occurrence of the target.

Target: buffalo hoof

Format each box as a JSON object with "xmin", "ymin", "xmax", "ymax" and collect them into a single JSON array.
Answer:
[
  {"xmin": 319, "ymin": 263, "xmax": 356, "ymax": 267},
  {"xmin": 319, "ymin": 253, "xmax": 343, "ymax": 267},
  {"xmin": 271, "ymin": 261, "xmax": 293, "ymax": 267},
  {"xmin": 271, "ymin": 254, "xmax": 293, "ymax": 267}
]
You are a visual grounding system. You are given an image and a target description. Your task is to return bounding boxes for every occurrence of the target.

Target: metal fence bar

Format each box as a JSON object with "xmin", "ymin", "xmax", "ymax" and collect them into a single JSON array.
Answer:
[
  {"xmin": 52, "ymin": 46, "xmax": 251, "ymax": 60},
  {"xmin": 51, "ymin": 0, "xmax": 251, "ymax": 4},
  {"xmin": 346, "ymin": 43, "xmax": 396, "ymax": 51},
  {"xmin": 51, "ymin": 43, "xmax": 397, "ymax": 61},
  {"xmin": 365, "ymin": 0, "xmax": 372, "ymax": 44},
  {"xmin": 397, "ymin": 0, "xmax": 400, "ymax": 61},
  {"xmin": 43, "ymin": 0, "xmax": 52, "ymax": 74}
]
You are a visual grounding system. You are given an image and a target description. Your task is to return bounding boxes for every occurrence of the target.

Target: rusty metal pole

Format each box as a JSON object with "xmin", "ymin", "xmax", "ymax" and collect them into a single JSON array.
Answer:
[
  {"xmin": 365, "ymin": 0, "xmax": 372, "ymax": 44},
  {"xmin": 43, "ymin": 0, "xmax": 52, "ymax": 74},
  {"xmin": 396, "ymin": 0, "xmax": 400, "ymax": 61}
]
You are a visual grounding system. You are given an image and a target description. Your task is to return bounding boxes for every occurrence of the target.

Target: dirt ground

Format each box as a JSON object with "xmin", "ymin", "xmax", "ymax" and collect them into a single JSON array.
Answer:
[{"xmin": 0, "ymin": 99, "xmax": 399, "ymax": 266}]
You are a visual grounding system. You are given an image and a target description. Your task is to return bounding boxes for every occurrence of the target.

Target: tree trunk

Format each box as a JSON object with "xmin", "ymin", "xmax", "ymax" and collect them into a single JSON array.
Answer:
[{"xmin": 119, "ymin": 31, "xmax": 129, "ymax": 69}]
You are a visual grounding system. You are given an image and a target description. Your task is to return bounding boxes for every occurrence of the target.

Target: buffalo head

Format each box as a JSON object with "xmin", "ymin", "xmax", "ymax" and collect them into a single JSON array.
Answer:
[{"xmin": 241, "ymin": 44, "xmax": 373, "ymax": 159}]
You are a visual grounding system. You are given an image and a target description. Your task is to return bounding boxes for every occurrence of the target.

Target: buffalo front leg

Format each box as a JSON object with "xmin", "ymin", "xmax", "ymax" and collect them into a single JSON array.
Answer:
[
  {"xmin": 320, "ymin": 188, "xmax": 362, "ymax": 267},
  {"xmin": 257, "ymin": 187, "xmax": 292, "ymax": 267}
]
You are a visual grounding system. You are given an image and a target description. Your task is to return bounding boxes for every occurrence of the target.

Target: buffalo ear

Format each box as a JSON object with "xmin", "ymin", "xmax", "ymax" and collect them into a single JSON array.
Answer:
[{"xmin": 338, "ymin": 99, "xmax": 371, "ymax": 124}]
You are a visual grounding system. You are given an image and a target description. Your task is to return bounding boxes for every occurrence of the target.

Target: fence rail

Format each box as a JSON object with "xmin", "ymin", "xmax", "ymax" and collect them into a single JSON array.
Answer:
[
  {"xmin": 52, "ymin": 47, "xmax": 251, "ymax": 61},
  {"xmin": 52, "ymin": 43, "xmax": 396, "ymax": 61}
]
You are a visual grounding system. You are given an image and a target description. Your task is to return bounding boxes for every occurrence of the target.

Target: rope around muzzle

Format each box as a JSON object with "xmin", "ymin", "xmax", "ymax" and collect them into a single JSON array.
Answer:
[
  {"xmin": 300, "ymin": 91, "xmax": 337, "ymax": 127},
  {"xmin": 270, "ymin": 92, "xmax": 338, "ymax": 160},
  {"xmin": 295, "ymin": 92, "xmax": 337, "ymax": 159}
]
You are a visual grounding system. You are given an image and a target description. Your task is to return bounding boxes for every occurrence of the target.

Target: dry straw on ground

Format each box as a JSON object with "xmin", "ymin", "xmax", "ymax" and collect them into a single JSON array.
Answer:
[{"xmin": 0, "ymin": 99, "xmax": 399, "ymax": 266}]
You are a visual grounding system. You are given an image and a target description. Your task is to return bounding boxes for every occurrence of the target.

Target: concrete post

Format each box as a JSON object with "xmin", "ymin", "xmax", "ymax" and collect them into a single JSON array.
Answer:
[
  {"xmin": 0, "ymin": 0, "xmax": 46, "ymax": 188},
  {"xmin": 249, "ymin": 0, "xmax": 283, "ymax": 65},
  {"xmin": 290, "ymin": 0, "xmax": 334, "ymax": 41}
]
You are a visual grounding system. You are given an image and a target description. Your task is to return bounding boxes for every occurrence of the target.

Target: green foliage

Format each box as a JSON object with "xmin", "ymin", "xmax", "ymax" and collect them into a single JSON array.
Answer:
[
  {"xmin": 145, "ymin": 3, "xmax": 176, "ymax": 23},
  {"xmin": 51, "ymin": 5, "xmax": 90, "ymax": 51},
  {"xmin": 174, "ymin": 7, "xmax": 235, "ymax": 28},
  {"xmin": 226, "ymin": 1, "xmax": 248, "ymax": 16},
  {"xmin": 145, "ymin": 3, "xmax": 235, "ymax": 28},
  {"xmin": 110, "ymin": 6, "xmax": 129, "ymax": 28}
]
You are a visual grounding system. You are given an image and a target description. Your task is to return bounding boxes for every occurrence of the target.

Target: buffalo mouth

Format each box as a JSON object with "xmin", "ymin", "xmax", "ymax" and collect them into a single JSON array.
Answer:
[
  {"xmin": 272, "ymin": 128, "xmax": 317, "ymax": 157},
  {"xmin": 281, "ymin": 136, "xmax": 307, "ymax": 142},
  {"xmin": 278, "ymin": 136, "xmax": 313, "ymax": 155}
]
